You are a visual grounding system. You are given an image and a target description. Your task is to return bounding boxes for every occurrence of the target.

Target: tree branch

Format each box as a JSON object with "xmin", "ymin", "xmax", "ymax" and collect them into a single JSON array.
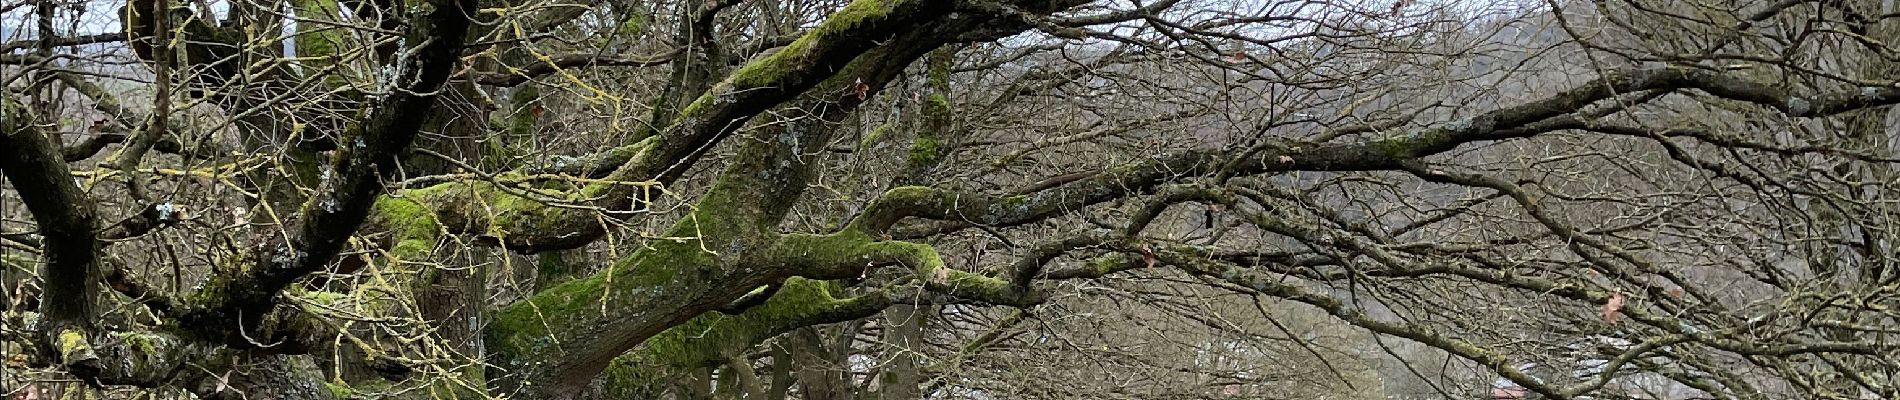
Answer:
[
  {"xmin": 0, "ymin": 99, "xmax": 102, "ymax": 329},
  {"xmin": 474, "ymin": 51, "xmax": 678, "ymax": 87},
  {"xmin": 174, "ymin": 0, "xmax": 477, "ymax": 346},
  {"xmin": 861, "ymin": 65, "xmax": 1900, "ymax": 237},
  {"xmin": 0, "ymin": 32, "xmax": 125, "ymax": 53}
]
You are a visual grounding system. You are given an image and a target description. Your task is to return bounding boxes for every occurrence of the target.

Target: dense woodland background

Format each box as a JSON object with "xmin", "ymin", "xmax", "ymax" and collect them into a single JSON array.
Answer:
[{"xmin": 4, "ymin": 0, "xmax": 1900, "ymax": 398}]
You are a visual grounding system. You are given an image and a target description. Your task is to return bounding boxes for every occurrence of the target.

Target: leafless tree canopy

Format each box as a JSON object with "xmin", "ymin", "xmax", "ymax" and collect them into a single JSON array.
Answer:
[{"xmin": 5, "ymin": 0, "xmax": 1900, "ymax": 399}]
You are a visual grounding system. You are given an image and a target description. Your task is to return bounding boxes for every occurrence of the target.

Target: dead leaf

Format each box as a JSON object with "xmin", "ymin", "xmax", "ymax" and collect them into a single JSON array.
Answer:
[
  {"xmin": 1141, "ymin": 245, "xmax": 1157, "ymax": 269},
  {"xmin": 1602, "ymin": 292, "xmax": 1626, "ymax": 325},
  {"xmin": 853, "ymin": 78, "xmax": 871, "ymax": 100},
  {"xmin": 212, "ymin": 370, "xmax": 235, "ymax": 394},
  {"xmin": 1667, "ymin": 287, "xmax": 1684, "ymax": 299}
]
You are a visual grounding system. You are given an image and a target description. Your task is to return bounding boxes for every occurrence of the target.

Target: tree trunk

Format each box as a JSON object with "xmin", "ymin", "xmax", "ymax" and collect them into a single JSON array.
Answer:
[{"xmin": 874, "ymin": 304, "xmax": 929, "ymax": 399}]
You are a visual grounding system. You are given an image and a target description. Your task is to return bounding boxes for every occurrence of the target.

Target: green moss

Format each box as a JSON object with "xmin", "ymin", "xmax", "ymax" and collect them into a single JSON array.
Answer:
[
  {"xmin": 905, "ymin": 131, "xmax": 942, "ymax": 167},
  {"xmin": 729, "ymin": 38, "xmax": 815, "ymax": 89},
  {"xmin": 400, "ymin": 180, "xmax": 573, "ymax": 245},
  {"xmin": 639, "ymin": 278, "xmax": 839, "ymax": 362},
  {"xmin": 125, "ymin": 334, "xmax": 159, "ymax": 353},
  {"xmin": 0, "ymin": 253, "xmax": 30, "ymax": 273},
  {"xmin": 1373, "ymin": 127, "xmax": 1460, "ymax": 160},
  {"xmin": 600, "ymin": 357, "xmax": 665, "ymax": 397},
  {"xmin": 293, "ymin": 0, "xmax": 350, "ymax": 88},
  {"xmin": 488, "ymin": 155, "xmax": 817, "ymax": 369},
  {"xmin": 292, "ymin": 287, "xmax": 351, "ymax": 306},
  {"xmin": 576, "ymin": 136, "xmax": 661, "ymax": 199},
  {"xmin": 727, "ymin": 0, "xmax": 903, "ymax": 89},
  {"xmin": 994, "ymin": 194, "xmax": 1029, "ymax": 213},
  {"xmin": 507, "ymin": 86, "xmax": 542, "ymax": 138},
  {"xmin": 928, "ymin": 63, "xmax": 951, "ymax": 88},
  {"xmin": 932, "ymin": 267, "xmax": 1013, "ymax": 295},
  {"xmin": 479, "ymin": 187, "xmax": 589, "ymax": 237},
  {"xmin": 1083, "ymin": 254, "xmax": 1125, "ymax": 276},
  {"xmin": 924, "ymin": 93, "xmax": 951, "ymax": 116},
  {"xmin": 488, "ymin": 275, "xmax": 602, "ymax": 355},
  {"xmin": 778, "ymin": 230, "xmax": 1026, "ymax": 305},
  {"xmin": 858, "ymin": 122, "xmax": 897, "ymax": 151},
  {"xmin": 324, "ymin": 381, "xmax": 354, "ymax": 399},
  {"xmin": 487, "ymin": 221, "xmax": 712, "ymax": 358},
  {"xmin": 848, "ymin": 186, "xmax": 943, "ymax": 231},
  {"xmin": 285, "ymin": 149, "xmax": 326, "ymax": 192},
  {"xmin": 322, "ymin": 380, "xmax": 400, "ymax": 399},
  {"xmin": 371, "ymin": 196, "xmax": 442, "ymax": 260},
  {"xmin": 57, "ymin": 329, "xmax": 88, "ymax": 354},
  {"xmin": 617, "ymin": 13, "xmax": 646, "ymax": 35},
  {"xmin": 1373, "ymin": 136, "xmax": 1413, "ymax": 158},
  {"xmin": 482, "ymin": 138, "xmax": 524, "ymax": 171},
  {"xmin": 536, "ymin": 251, "xmax": 578, "ymax": 284},
  {"xmin": 602, "ymin": 277, "xmax": 860, "ymax": 395},
  {"xmin": 908, "ymin": 48, "xmax": 955, "ymax": 176}
]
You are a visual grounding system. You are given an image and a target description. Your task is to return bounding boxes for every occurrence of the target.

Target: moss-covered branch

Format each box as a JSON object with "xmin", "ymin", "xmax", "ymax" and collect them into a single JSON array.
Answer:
[
  {"xmin": 478, "ymin": 39, "xmax": 912, "ymax": 396},
  {"xmin": 405, "ymin": 0, "xmax": 964, "ymax": 253},
  {"xmin": 477, "ymin": 8, "xmax": 1047, "ymax": 391},
  {"xmin": 11, "ymin": 306, "xmax": 348, "ymax": 400},
  {"xmin": 897, "ymin": 47, "xmax": 957, "ymax": 185},
  {"xmin": 175, "ymin": 0, "xmax": 476, "ymax": 346},
  {"xmin": 351, "ymin": 2, "xmax": 1115, "ymax": 395},
  {"xmin": 403, "ymin": 0, "xmax": 1103, "ymax": 254},
  {"xmin": 590, "ymin": 0, "xmax": 955, "ymax": 193},
  {"xmin": 858, "ymin": 65, "xmax": 1900, "ymax": 238},
  {"xmin": 774, "ymin": 230, "xmax": 1033, "ymax": 307},
  {"xmin": 550, "ymin": 0, "xmax": 1083, "ymax": 205},
  {"xmin": 600, "ymin": 278, "xmax": 894, "ymax": 397}
]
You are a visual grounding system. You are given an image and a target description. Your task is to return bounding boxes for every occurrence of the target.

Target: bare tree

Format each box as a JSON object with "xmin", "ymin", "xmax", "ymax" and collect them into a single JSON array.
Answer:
[{"xmin": 4, "ymin": 0, "xmax": 1900, "ymax": 399}]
